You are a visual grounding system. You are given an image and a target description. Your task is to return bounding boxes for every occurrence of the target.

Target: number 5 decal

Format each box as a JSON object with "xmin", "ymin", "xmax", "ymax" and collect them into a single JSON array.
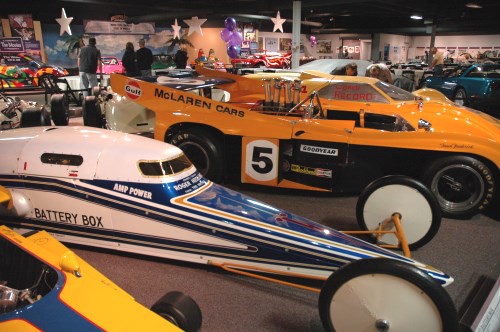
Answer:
[{"xmin": 243, "ymin": 138, "xmax": 278, "ymax": 184}]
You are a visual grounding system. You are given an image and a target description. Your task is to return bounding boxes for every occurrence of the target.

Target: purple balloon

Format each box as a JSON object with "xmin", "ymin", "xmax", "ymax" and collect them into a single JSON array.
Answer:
[
  {"xmin": 227, "ymin": 45, "xmax": 240, "ymax": 59},
  {"xmin": 220, "ymin": 28, "xmax": 232, "ymax": 42},
  {"xmin": 228, "ymin": 31, "xmax": 242, "ymax": 47},
  {"xmin": 224, "ymin": 17, "xmax": 237, "ymax": 31}
]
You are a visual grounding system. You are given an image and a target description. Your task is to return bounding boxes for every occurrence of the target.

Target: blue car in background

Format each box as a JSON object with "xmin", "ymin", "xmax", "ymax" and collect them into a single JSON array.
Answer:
[{"xmin": 422, "ymin": 63, "xmax": 500, "ymax": 118}]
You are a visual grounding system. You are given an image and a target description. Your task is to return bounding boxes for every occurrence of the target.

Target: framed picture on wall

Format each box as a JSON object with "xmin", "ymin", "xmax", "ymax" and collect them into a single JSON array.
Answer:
[
  {"xmin": 317, "ymin": 40, "xmax": 332, "ymax": 54},
  {"xmin": 265, "ymin": 37, "xmax": 278, "ymax": 52},
  {"xmin": 280, "ymin": 38, "xmax": 292, "ymax": 52}
]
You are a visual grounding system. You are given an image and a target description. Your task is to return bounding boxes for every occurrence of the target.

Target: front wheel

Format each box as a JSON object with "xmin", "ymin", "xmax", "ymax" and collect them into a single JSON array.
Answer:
[
  {"xmin": 151, "ymin": 291, "xmax": 202, "ymax": 332},
  {"xmin": 422, "ymin": 156, "xmax": 495, "ymax": 219},
  {"xmin": 82, "ymin": 96, "xmax": 104, "ymax": 128},
  {"xmin": 356, "ymin": 175, "xmax": 441, "ymax": 250},
  {"xmin": 453, "ymin": 88, "xmax": 467, "ymax": 107},
  {"xmin": 319, "ymin": 258, "xmax": 458, "ymax": 332},
  {"xmin": 169, "ymin": 128, "xmax": 224, "ymax": 182}
]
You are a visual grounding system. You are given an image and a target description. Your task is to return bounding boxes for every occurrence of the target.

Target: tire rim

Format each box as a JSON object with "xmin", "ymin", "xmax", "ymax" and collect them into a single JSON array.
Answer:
[
  {"xmin": 454, "ymin": 91, "xmax": 465, "ymax": 106},
  {"xmin": 329, "ymin": 274, "xmax": 442, "ymax": 332},
  {"xmin": 360, "ymin": 184, "xmax": 433, "ymax": 246},
  {"xmin": 431, "ymin": 164, "xmax": 484, "ymax": 214},
  {"xmin": 179, "ymin": 142, "xmax": 210, "ymax": 175}
]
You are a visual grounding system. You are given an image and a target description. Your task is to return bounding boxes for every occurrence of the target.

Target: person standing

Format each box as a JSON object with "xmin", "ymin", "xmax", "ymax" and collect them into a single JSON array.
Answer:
[
  {"xmin": 366, "ymin": 63, "xmax": 393, "ymax": 84},
  {"xmin": 78, "ymin": 37, "xmax": 102, "ymax": 96},
  {"xmin": 136, "ymin": 39, "xmax": 153, "ymax": 76},
  {"xmin": 429, "ymin": 47, "xmax": 444, "ymax": 76},
  {"xmin": 122, "ymin": 42, "xmax": 138, "ymax": 76},
  {"xmin": 174, "ymin": 44, "xmax": 189, "ymax": 69}
]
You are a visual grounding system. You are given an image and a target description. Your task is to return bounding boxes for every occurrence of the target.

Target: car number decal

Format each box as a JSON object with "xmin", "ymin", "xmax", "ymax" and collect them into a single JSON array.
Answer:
[{"xmin": 242, "ymin": 138, "xmax": 279, "ymax": 185}]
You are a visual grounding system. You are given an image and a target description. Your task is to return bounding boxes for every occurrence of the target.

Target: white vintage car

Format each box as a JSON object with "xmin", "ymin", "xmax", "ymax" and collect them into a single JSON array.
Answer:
[{"xmin": 0, "ymin": 125, "xmax": 458, "ymax": 331}]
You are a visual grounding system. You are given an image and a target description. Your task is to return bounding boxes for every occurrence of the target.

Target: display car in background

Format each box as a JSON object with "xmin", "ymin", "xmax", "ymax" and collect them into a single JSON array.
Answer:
[
  {"xmin": 238, "ymin": 59, "xmax": 373, "ymax": 76},
  {"xmin": 97, "ymin": 56, "xmax": 125, "ymax": 75},
  {"xmin": 0, "ymin": 224, "xmax": 202, "ymax": 331},
  {"xmin": 0, "ymin": 93, "xmax": 70, "ymax": 129},
  {"xmin": 231, "ymin": 51, "xmax": 292, "ymax": 70},
  {"xmin": 422, "ymin": 63, "xmax": 500, "ymax": 118},
  {"xmin": 101, "ymin": 70, "xmax": 499, "ymax": 220},
  {"xmin": 0, "ymin": 53, "xmax": 68, "ymax": 89},
  {"xmin": 0, "ymin": 126, "xmax": 458, "ymax": 331}
]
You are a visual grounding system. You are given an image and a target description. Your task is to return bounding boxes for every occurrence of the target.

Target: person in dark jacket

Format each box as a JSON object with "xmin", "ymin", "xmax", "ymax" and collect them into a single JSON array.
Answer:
[
  {"xmin": 136, "ymin": 39, "xmax": 154, "ymax": 76},
  {"xmin": 78, "ymin": 37, "xmax": 102, "ymax": 96},
  {"xmin": 122, "ymin": 42, "xmax": 138, "ymax": 76},
  {"xmin": 174, "ymin": 44, "xmax": 189, "ymax": 69}
]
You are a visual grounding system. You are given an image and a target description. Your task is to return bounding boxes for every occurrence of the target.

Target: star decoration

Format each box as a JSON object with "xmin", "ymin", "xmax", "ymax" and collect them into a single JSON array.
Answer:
[
  {"xmin": 171, "ymin": 18, "xmax": 181, "ymax": 39},
  {"xmin": 183, "ymin": 16, "xmax": 207, "ymax": 36},
  {"xmin": 270, "ymin": 11, "xmax": 286, "ymax": 33},
  {"xmin": 55, "ymin": 8, "xmax": 73, "ymax": 36}
]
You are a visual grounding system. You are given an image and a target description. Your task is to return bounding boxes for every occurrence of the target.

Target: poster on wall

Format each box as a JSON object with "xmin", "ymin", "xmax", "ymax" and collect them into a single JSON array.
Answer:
[
  {"xmin": 280, "ymin": 38, "xmax": 292, "ymax": 52},
  {"xmin": 265, "ymin": 37, "xmax": 278, "ymax": 52},
  {"xmin": 8, "ymin": 14, "xmax": 35, "ymax": 41},
  {"xmin": 317, "ymin": 40, "xmax": 332, "ymax": 54},
  {"xmin": 342, "ymin": 39, "xmax": 361, "ymax": 59}
]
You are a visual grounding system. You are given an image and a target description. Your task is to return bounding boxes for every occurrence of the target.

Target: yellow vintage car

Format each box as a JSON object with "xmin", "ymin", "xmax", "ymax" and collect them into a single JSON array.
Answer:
[
  {"xmin": 0, "ymin": 218, "xmax": 201, "ymax": 331},
  {"xmin": 107, "ymin": 69, "xmax": 499, "ymax": 220}
]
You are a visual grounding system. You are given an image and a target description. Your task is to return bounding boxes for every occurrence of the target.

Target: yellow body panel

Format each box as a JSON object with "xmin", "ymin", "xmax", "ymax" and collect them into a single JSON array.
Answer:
[{"xmin": 0, "ymin": 225, "xmax": 181, "ymax": 331}]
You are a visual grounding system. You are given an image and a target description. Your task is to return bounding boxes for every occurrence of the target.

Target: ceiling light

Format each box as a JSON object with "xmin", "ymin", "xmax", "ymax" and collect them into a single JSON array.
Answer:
[
  {"xmin": 411, "ymin": 14, "xmax": 423, "ymax": 20},
  {"xmin": 466, "ymin": 2, "xmax": 482, "ymax": 8}
]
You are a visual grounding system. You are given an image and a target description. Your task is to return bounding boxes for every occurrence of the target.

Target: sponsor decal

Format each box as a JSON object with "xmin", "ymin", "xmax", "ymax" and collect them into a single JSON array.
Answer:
[
  {"xmin": 154, "ymin": 88, "xmax": 244, "ymax": 117},
  {"xmin": 125, "ymin": 80, "xmax": 142, "ymax": 99},
  {"xmin": 113, "ymin": 183, "xmax": 153, "ymax": 199},
  {"xmin": 171, "ymin": 173, "xmax": 204, "ymax": 193},
  {"xmin": 291, "ymin": 164, "xmax": 332, "ymax": 178},
  {"xmin": 300, "ymin": 144, "xmax": 338, "ymax": 156}
]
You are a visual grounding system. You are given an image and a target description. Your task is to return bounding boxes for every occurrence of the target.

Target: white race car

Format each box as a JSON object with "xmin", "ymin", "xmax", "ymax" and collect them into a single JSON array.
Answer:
[{"xmin": 0, "ymin": 126, "xmax": 458, "ymax": 331}]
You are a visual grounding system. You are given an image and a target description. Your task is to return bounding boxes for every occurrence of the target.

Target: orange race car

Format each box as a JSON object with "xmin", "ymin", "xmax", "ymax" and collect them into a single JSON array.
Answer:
[{"xmin": 101, "ymin": 69, "xmax": 500, "ymax": 220}]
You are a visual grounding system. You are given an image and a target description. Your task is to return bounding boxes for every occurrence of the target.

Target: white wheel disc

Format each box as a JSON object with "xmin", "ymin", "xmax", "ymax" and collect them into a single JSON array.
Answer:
[
  {"xmin": 361, "ymin": 184, "xmax": 433, "ymax": 246},
  {"xmin": 330, "ymin": 274, "xmax": 442, "ymax": 332}
]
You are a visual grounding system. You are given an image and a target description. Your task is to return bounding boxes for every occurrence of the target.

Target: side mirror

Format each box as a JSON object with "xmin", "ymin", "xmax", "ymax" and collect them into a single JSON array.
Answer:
[{"xmin": 59, "ymin": 250, "xmax": 82, "ymax": 277}]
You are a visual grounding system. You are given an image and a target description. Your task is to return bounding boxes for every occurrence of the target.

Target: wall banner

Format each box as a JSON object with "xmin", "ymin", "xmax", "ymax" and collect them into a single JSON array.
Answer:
[{"xmin": 83, "ymin": 20, "xmax": 155, "ymax": 34}]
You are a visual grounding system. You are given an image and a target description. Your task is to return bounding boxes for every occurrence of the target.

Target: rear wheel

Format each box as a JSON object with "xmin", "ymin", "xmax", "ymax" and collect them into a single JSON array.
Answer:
[
  {"xmin": 319, "ymin": 259, "xmax": 458, "ymax": 332},
  {"xmin": 356, "ymin": 175, "xmax": 441, "ymax": 250},
  {"xmin": 50, "ymin": 93, "xmax": 70, "ymax": 125},
  {"xmin": 20, "ymin": 107, "xmax": 51, "ymax": 127},
  {"xmin": 169, "ymin": 128, "xmax": 224, "ymax": 182},
  {"xmin": 453, "ymin": 88, "xmax": 467, "ymax": 106},
  {"xmin": 151, "ymin": 291, "xmax": 202, "ymax": 332},
  {"xmin": 82, "ymin": 96, "xmax": 104, "ymax": 128},
  {"xmin": 422, "ymin": 156, "xmax": 495, "ymax": 219}
]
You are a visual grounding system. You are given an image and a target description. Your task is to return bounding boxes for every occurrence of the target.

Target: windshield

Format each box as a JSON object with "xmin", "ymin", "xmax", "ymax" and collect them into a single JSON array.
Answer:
[
  {"xmin": 138, "ymin": 154, "xmax": 193, "ymax": 177},
  {"xmin": 375, "ymin": 81, "xmax": 416, "ymax": 101}
]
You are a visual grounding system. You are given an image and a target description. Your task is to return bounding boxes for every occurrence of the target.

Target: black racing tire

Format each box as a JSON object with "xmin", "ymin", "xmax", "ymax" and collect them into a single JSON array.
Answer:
[
  {"xmin": 82, "ymin": 96, "xmax": 104, "ymax": 128},
  {"xmin": 151, "ymin": 291, "xmax": 202, "ymax": 332},
  {"xmin": 422, "ymin": 156, "xmax": 495, "ymax": 219},
  {"xmin": 453, "ymin": 88, "xmax": 468, "ymax": 107},
  {"xmin": 356, "ymin": 175, "xmax": 441, "ymax": 250},
  {"xmin": 50, "ymin": 93, "xmax": 70, "ymax": 125},
  {"xmin": 318, "ymin": 258, "xmax": 458, "ymax": 332},
  {"xmin": 20, "ymin": 106, "xmax": 52, "ymax": 127},
  {"xmin": 169, "ymin": 128, "xmax": 224, "ymax": 183}
]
